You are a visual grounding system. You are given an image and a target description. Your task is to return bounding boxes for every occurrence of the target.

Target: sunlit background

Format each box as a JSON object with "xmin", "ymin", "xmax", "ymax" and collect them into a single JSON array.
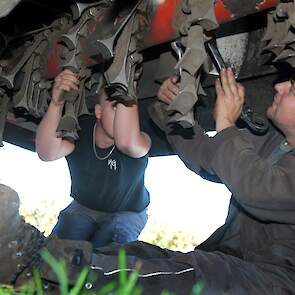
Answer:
[{"xmin": 0, "ymin": 141, "xmax": 231, "ymax": 249}]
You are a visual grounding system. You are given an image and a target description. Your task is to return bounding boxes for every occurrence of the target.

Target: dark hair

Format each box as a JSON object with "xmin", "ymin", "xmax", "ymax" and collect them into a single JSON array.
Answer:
[{"xmin": 273, "ymin": 62, "xmax": 295, "ymax": 85}]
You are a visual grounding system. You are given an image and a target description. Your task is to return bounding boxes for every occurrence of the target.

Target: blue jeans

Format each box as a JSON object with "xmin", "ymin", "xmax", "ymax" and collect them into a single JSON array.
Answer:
[{"xmin": 52, "ymin": 200, "xmax": 148, "ymax": 248}]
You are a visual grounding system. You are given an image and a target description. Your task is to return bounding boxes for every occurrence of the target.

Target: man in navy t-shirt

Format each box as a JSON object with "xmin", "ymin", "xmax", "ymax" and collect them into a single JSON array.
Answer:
[{"xmin": 36, "ymin": 69, "xmax": 151, "ymax": 247}]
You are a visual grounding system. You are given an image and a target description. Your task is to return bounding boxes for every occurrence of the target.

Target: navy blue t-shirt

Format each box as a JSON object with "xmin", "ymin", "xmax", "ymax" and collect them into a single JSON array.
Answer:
[{"xmin": 66, "ymin": 115, "xmax": 150, "ymax": 212}]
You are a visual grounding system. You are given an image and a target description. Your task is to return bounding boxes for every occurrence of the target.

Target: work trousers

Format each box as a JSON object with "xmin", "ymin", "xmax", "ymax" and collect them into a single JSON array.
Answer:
[{"xmin": 52, "ymin": 200, "xmax": 148, "ymax": 247}]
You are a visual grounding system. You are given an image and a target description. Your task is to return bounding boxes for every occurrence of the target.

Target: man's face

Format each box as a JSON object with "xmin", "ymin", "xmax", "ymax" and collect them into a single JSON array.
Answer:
[{"xmin": 267, "ymin": 80, "xmax": 295, "ymax": 132}]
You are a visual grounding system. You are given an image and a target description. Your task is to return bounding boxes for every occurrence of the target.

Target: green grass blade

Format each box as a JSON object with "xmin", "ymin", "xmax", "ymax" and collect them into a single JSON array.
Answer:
[
  {"xmin": 69, "ymin": 268, "xmax": 88, "ymax": 295},
  {"xmin": 0, "ymin": 285, "xmax": 13, "ymax": 295},
  {"xmin": 96, "ymin": 282, "xmax": 116, "ymax": 295},
  {"xmin": 191, "ymin": 282, "xmax": 204, "ymax": 295},
  {"xmin": 33, "ymin": 269, "xmax": 44, "ymax": 295},
  {"xmin": 40, "ymin": 250, "xmax": 69, "ymax": 295},
  {"xmin": 19, "ymin": 280, "xmax": 34, "ymax": 295},
  {"xmin": 120, "ymin": 271, "xmax": 139, "ymax": 294},
  {"xmin": 118, "ymin": 249, "xmax": 127, "ymax": 287}
]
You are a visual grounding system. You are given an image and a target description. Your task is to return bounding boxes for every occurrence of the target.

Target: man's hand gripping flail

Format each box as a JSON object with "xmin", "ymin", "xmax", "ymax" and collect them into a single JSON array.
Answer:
[{"xmin": 51, "ymin": 69, "xmax": 80, "ymax": 107}]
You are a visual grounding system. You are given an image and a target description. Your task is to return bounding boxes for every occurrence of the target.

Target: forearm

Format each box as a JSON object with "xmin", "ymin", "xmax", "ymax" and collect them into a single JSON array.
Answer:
[
  {"xmin": 114, "ymin": 102, "xmax": 150, "ymax": 157},
  {"xmin": 215, "ymin": 118, "xmax": 235, "ymax": 133},
  {"xmin": 35, "ymin": 101, "xmax": 64, "ymax": 160},
  {"xmin": 165, "ymin": 122, "xmax": 217, "ymax": 175}
]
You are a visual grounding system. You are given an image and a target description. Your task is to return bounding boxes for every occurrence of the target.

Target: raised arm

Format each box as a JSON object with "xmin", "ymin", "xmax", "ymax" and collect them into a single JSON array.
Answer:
[
  {"xmin": 35, "ymin": 70, "xmax": 79, "ymax": 161},
  {"xmin": 113, "ymin": 101, "xmax": 151, "ymax": 158},
  {"xmin": 162, "ymin": 69, "xmax": 295, "ymax": 222}
]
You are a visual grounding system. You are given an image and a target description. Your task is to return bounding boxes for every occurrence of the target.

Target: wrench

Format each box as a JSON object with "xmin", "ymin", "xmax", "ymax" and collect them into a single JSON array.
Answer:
[
  {"xmin": 171, "ymin": 40, "xmax": 183, "ymax": 77},
  {"xmin": 205, "ymin": 38, "xmax": 269, "ymax": 134}
]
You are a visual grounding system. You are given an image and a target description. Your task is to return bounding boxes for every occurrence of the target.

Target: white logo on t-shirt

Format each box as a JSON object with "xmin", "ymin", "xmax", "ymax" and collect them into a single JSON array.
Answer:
[{"xmin": 108, "ymin": 159, "xmax": 117, "ymax": 170}]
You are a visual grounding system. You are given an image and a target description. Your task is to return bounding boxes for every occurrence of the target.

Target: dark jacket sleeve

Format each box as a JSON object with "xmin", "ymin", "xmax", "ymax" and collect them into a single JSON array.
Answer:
[{"xmin": 166, "ymin": 123, "xmax": 295, "ymax": 223}]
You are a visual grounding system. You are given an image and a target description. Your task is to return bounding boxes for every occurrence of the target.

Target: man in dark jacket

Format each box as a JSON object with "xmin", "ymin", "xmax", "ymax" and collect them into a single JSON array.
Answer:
[
  {"xmin": 3, "ymin": 68, "xmax": 295, "ymax": 294},
  {"xmin": 86, "ymin": 68, "xmax": 295, "ymax": 294}
]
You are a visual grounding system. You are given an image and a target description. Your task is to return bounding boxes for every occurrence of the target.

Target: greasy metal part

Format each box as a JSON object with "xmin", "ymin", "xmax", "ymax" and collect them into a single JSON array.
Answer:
[
  {"xmin": 171, "ymin": 41, "xmax": 183, "ymax": 76},
  {"xmin": 71, "ymin": 1, "xmax": 107, "ymax": 20},
  {"xmin": 60, "ymin": 10, "xmax": 95, "ymax": 51},
  {"xmin": 0, "ymin": 0, "xmax": 281, "ymax": 142},
  {"xmin": 0, "ymin": 34, "xmax": 45, "ymax": 89},
  {"xmin": 57, "ymin": 6, "xmax": 100, "ymax": 139},
  {"xmin": 220, "ymin": 0, "xmax": 279, "ymax": 22},
  {"xmin": 61, "ymin": 53, "xmax": 81, "ymax": 76},
  {"xmin": 12, "ymin": 24, "xmax": 60, "ymax": 41},
  {"xmin": 144, "ymin": 0, "xmax": 182, "ymax": 49},
  {"xmin": 0, "ymin": 0, "xmax": 21, "ymax": 18},
  {"xmin": 44, "ymin": 0, "xmax": 280, "ymax": 78},
  {"xmin": 27, "ymin": 71, "xmax": 41, "ymax": 115},
  {"xmin": 58, "ymin": 102, "xmax": 78, "ymax": 133},
  {"xmin": 0, "ymin": 33, "xmax": 8, "ymax": 55},
  {"xmin": 12, "ymin": 55, "xmax": 36, "ymax": 110},
  {"xmin": 215, "ymin": 0, "xmax": 280, "ymax": 23},
  {"xmin": 87, "ymin": 0, "xmax": 143, "ymax": 61},
  {"xmin": 44, "ymin": 17, "xmax": 74, "ymax": 79},
  {"xmin": 76, "ymin": 77, "xmax": 90, "ymax": 117},
  {"xmin": 263, "ymin": 2, "xmax": 295, "ymax": 67},
  {"xmin": 57, "ymin": 68, "xmax": 92, "ymax": 140},
  {"xmin": 36, "ymin": 82, "xmax": 51, "ymax": 117},
  {"xmin": 205, "ymin": 38, "xmax": 269, "ymax": 134},
  {"xmin": 12, "ymin": 35, "xmax": 48, "ymax": 112},
  {"xmin": 0, "ymin": 89, "xmax": 9, "ymax": 146},
  {"xmin": 143, "ymin": 0, "xmax": 279, "ymax": 48},
  {"xmin": 104, "ymin": 14, "xmax": 135, "ymax": 99}
]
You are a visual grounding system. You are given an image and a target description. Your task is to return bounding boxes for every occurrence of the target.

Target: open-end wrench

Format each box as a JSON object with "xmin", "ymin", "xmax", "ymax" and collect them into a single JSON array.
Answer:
[
  {"xmin": 171, "ymin": 40, "xmax": 183, "ymax": 77},
  {"xmin": 205, "ymin": 38, "xmax": 269, "ymax": 134}
]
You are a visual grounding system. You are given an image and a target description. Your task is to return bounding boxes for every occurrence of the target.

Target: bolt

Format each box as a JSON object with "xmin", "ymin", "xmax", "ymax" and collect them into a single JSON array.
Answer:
[
  {"xmin": 89, "ymin": 7, "xmax": 97, "ymax": 16},
  {"xmin": 85, "ymin": 282, "xmax": 93, "ymax": 289}
]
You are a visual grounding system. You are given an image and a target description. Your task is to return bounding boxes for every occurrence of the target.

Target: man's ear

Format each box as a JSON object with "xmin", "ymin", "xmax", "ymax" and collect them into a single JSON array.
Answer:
[{"xmin": 95, "ymin": 104, "xmax": 102, "ymax": 119}]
